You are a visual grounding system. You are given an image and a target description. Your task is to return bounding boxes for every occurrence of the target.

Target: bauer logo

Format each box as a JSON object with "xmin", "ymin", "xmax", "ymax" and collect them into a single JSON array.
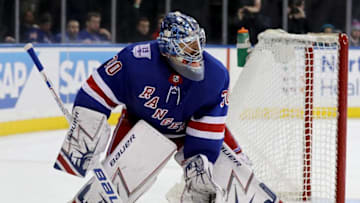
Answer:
[
  {"xmin": 0, "ymin": 53, "xmax": 33, "ymax": 109},
  {"xmin": 109, "ymin": 134, "xmax": 136, "ymax": 167},
  {"xmin": 59, "ymin": 51, "xmax": 116, "ymax": 103}
]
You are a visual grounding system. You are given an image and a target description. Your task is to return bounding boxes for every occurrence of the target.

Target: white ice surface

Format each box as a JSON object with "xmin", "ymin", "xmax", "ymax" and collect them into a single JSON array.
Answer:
[{"xmin": 0, "ymin": 120, "xmax": 359, "ymax": 202}]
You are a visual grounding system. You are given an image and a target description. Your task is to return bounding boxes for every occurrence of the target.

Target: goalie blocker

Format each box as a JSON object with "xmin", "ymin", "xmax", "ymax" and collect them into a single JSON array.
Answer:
[{"xmin": 54, "ymin": 106, "xmax": 111, "ymax": 177}]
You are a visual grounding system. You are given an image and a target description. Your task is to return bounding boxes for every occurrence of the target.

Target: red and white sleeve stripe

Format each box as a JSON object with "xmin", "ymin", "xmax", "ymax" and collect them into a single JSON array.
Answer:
[
  {"xmin": 186, "ymin": 116, "xmax": 226, "ymax": 140},
  {"xmin": 82, "ymin": 70, "xmax": 122, "ymax": 110}
]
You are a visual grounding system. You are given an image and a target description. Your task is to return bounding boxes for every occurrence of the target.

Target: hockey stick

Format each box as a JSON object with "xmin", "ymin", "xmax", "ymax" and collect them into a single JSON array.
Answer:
[
  {"xmin": 24, "ymin": 43, "xmax": 122, "ymax": 203},
  {"xmin": 24, "ymin": 43, "xmax": 72, "ymax": 122}
]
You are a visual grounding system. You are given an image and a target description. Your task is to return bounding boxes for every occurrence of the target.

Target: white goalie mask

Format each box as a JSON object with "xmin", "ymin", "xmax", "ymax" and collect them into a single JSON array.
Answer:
[{"xmin": 158, "ymin": 12, "xmax": 206, "ymax": 81}]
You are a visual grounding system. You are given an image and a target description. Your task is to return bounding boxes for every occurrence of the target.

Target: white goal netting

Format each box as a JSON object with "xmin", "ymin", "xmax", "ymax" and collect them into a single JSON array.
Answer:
[{"xmin": 227, "ymin": 30, "xmax": 347, "ymax": 203}]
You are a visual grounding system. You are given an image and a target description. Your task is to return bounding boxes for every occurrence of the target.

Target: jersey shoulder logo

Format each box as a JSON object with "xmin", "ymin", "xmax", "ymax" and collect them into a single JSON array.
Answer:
[
  {"xmin": 132, "ymin": 43, "xmax": 151, "ymax": 59},
  {"xmin": 105, "ymin": 55, "xmax": 122, "ymax": 76}
]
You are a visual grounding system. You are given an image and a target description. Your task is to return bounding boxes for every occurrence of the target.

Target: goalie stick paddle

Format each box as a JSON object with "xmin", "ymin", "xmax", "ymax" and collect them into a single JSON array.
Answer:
[{"xmin": 24, "ymin": 43, "xmax": 123, "ymax": 203}]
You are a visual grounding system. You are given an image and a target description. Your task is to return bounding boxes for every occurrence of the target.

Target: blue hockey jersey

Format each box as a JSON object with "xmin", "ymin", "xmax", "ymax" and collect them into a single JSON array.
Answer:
[{"xmin": 74, "ymin": 40, "xmax": 230, "ymax": 163}]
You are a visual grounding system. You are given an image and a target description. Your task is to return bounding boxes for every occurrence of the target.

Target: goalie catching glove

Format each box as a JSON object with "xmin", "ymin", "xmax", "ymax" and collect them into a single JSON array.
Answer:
[{"xmin": 182, "ymin": 154, "xmax": 225, "ymax": 203}]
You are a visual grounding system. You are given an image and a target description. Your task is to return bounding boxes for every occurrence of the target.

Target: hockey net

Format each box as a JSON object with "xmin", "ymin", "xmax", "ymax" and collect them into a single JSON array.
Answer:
[{"xmin": 227, "ymin": 30, "xmax": 348, "ymax": 203}]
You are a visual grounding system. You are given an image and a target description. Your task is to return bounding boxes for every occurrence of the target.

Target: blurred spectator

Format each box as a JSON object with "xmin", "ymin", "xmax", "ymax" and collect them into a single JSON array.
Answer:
[
  {"xmin": 320, "ymin": 24, "xmax": 335, "ymax": 33},
  {"xmin": 115, "ymin": 0, "xmax": 142, "ymax": 42},
  {"xmin": 67, "ymin": 0, "xmax": 111, "ymax": 30},
  {"xmin": 129, "ymin": 17, "xmax": 152, "ymax": 42},
  {"xmin": 23, "ymin": 12, "xmax": 54, "ymax": 43},
  {"xmin": 260, "ymin": 0, "xmax": 283, "ymax": 29},
  {"xmin": 151, "ymin": 14, "xmax": 165, "ymax": 40},
  {"xmin": 229, "ymin": 0, "xmax": 269, "ymax": 45},
  {"xmin": 78, "ymin": 12, "xmax": 111, "ymax": 43},
  {"xmin": 350, "ymin": 20, "xmax": 360, "ymax": 47},
  {"xmin": 134, "ymin": 0, "xmax": 142, "ymax": 9},
  {"xmin": 4, "ymin": 36, "xmax": 15, "ymax": 43},
  {"xmin": 116, "ymin": 0, "xmax": 166, "ymax": 42},
  {"xmin": 55, "ymin": 20, "xmax": 80, "ymax": 43},
  {"xmin": 288, "ymin": 0, "xmax": 309, "ymax": 34},
  {"xmin": 21, "ymin": 10, "xmax": 37, "ymax": 41}
]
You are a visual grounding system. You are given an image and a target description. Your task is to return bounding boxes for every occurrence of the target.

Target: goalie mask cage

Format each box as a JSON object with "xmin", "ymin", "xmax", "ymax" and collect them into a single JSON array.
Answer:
[{"xmin": 227, "ymin": 30, "xmax": 348, "ymax": 203}]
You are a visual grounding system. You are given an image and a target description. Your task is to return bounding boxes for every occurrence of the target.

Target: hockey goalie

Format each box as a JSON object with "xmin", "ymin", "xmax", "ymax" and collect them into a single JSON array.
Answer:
[{"xmin": 54, "ymin": 11, "xmax": 282, "ymax": 203}]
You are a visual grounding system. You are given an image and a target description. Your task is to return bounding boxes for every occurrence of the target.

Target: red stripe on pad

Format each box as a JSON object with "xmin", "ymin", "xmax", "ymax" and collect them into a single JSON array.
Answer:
[{"xmin": 57, "ymin": 154, "xmax": 77, "ymax": 176}]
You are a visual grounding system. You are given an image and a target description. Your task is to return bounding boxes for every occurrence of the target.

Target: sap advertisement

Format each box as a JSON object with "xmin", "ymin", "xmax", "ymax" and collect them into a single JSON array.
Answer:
[
  {"xmin": 0, "ymin": 50, "xmax": 113, "ymax": 109},
  {"xmin": 0, "ymin": 45, "xmax": 358, "ymax": 122},
  {"xmin": 58, "ymin": 51, "xmax": 114, "ymax": 103},
  {"xmin": 0, "ymin": 47, "xmax": 119, "ymax": 122},
  {"xmin": 0, "ymin": 52, "xmax": 34, "ymax": 109}
]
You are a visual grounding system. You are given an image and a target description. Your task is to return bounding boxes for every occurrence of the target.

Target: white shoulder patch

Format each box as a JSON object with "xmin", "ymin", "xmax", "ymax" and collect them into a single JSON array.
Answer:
[{"xmin": 132, "ymin": 43, "xmax": 151, "ymax": 59}]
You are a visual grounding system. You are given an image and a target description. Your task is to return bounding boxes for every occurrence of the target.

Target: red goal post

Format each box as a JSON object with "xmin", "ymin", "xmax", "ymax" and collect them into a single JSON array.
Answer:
[{"xmin": 226, "ymin": 29, "xmax": 348, "ymax": 203}]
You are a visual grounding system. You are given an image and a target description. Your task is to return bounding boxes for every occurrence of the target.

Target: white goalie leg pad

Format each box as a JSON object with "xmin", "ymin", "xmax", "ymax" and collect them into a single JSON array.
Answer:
[
  {"xmin": 71, "ymin": 120, "xmax": 177, "ymax": 203},
  {"xmin": 54, "ymin": 106, "xmax": 111, "ymax": 177},
  {"xmin": 181, "ymin": 154, "xmax": 225, "ymax": 203},
  {"xmin": 213, "ymin": 144, "xmax": 282, "ymax": 203},
  {"xmin": 71, "ymin": 174, "xmax": 123, "ymax": 203}
]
